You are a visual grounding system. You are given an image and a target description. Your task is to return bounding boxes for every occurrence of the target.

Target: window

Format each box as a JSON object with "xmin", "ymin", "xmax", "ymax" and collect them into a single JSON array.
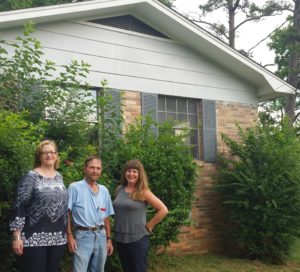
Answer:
[{"xmin": 158, "ymin": 95, "xmax": 200, "ymax": 159}]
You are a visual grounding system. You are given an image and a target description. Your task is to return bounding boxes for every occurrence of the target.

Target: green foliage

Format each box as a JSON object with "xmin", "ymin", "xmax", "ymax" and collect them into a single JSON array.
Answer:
[
  {"xmin": 216, "ymin": 120, "xmax": 300, "ymax": 263},
  {"xmin": 158, "ymin": 0, "xmax": 175, "ymax": 8},
  {"xmin": 0, "ymin": 111, "xmax": 45, "ymax": 271},
  {"xmin": 0, "ymin": 0, "xmax": 71, "ymax": 11},
  {"xmin": 0, "ymin": 23, "xmax": 96, "ymax": 270},
  {"xmin": 263, "ymin": 21, "xmax": 300, "ymax": 127},
  {"xmin": 0, "ymin": 20, "xmax": 95, "ymax": 163},
  {"xmin": 0, "ymin": 21, "xmax": 92, "ymax": 123},
  {"xmin": 0, "ymin": 23, "xmax": 198, "ymax": 271},
  {"xmin": 102, "ymin": 114, "xmax": 198, "ymax": 249},
  {"xmin": 103, "ymin": 116, "xmax": 198, "ymax": 271}
]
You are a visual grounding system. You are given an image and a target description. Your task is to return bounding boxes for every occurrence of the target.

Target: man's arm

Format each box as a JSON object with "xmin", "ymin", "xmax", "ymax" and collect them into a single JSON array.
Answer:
[
  {"xmin": 67, "ymin": 210, "xmax": 77, "ymax": 253},
  {"xmin": 104, "ymin": 217, "xmax": 113, "ymax": 256}
]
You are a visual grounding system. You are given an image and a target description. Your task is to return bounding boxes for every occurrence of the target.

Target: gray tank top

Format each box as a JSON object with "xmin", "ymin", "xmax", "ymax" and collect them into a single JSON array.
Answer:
[{"xmin": 113, "ymin": 186, "xmax": 149, "ymax": 243}]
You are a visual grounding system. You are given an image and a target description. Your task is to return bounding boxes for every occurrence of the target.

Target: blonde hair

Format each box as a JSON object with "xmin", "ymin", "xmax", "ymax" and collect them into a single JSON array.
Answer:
[
  {"xmin": 120, "ymin": 159, "xmax": 149, "ymax": 201},
  {"xmin": 34, "ymin": 140, "xmax": 60, "ymax": 169}
]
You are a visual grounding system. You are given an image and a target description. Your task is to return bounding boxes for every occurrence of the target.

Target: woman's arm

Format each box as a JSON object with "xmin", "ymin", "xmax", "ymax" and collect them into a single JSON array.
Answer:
[
  {"xmin": 144, "ymin": 190, "xmax": 168, "ymax": 232},
  {"xmin": 10, "ymin": 172, "xmax": 34, "ymax": 255}
]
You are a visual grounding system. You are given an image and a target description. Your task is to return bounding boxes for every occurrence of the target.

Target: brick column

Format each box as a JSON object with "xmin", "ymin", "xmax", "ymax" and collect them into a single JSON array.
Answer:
[{"xmin": 122, "ymin": 90, "xmax": 141, "ymax": 126}]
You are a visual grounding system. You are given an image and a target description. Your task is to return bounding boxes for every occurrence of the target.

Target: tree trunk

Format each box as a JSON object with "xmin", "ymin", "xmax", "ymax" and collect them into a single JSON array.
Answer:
[{"xmin": 228, "ymin": 0, "xmax": 236, "ymax": 48}]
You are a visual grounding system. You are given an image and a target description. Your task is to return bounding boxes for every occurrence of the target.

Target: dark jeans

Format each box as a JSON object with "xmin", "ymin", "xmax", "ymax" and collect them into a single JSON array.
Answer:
[
  {"xmin": 117, "ymin": 235, "xmax": 149, "ymax": 272},
  {"xmin": 15, "ymin": 244, "xmax": 66, "ymax": 272}
]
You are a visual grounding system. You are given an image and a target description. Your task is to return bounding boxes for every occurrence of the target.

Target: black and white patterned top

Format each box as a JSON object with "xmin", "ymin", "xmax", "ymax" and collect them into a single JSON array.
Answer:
[{"xmin": 10, "ymin": 170, "xmax": 68, "ymax": 247}]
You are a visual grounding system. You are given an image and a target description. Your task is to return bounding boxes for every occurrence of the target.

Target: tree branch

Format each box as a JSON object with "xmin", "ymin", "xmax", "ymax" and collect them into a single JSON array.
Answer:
[
  {"xmin": 234, "ymin": 12, "xmax": 288, "ymax": 31},
  {"xmin": 191, "ymin": 19, "xmax": 229, "ymax": 40},
  {"xmin": 247, "ymin": 18, "xmax": 291, "ymax": 54}
]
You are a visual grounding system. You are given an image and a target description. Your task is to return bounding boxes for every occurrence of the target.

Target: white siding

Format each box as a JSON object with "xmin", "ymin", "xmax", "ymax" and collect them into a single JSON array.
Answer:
[{"xmin": 1, "ymin": 19, "xmax": 258, "ymax": 104}]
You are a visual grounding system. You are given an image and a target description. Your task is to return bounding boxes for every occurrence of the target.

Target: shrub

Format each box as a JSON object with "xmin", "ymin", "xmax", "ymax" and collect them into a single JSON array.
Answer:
[
  {"xmin": 102, "ymin": 115, "xmax": 198, "ymax": 248},
  {"xmin": 1, "ymin": 25, "xmax": 198, "ymax": 271},
  {"xmin": 216, "ymin": 120, "xmax": 300, "ymax": 263},
  {"xmin": 0, "ymin": 111, "xmax": 45, "ymax": 271}
]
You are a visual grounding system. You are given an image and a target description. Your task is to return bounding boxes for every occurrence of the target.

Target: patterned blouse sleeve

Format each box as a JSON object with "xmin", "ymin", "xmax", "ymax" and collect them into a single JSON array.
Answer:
[{"xmin": 9, "ymin": 172, "xmax": 35, "ymax": 231}]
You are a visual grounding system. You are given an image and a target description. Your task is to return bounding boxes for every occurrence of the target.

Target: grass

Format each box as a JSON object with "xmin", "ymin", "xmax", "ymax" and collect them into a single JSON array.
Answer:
[{"xmin": 148, "ymin": 239, "xmax": 300, "ymax": 272}]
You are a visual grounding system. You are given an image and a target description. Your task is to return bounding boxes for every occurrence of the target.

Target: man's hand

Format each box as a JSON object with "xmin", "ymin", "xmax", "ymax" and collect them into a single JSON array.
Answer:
[
  {"xmin": 67, "ymin": 234, "xmax": 77, "ymax": 253},
  {"xmin": 107, "ymin": 239, "xmax": 113, "ymax": 256}
]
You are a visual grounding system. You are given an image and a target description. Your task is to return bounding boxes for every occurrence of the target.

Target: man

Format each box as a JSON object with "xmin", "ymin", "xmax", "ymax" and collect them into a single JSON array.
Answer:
[{"xmin": 67, "ymin": 155, "xmax": 114, "ymax": 272}]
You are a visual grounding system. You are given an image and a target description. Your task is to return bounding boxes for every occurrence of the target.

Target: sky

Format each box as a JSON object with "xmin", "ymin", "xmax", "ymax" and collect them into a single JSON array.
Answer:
[{"xmin": 173, "ymin": 0, "xmax": 291, "ymax": 71}]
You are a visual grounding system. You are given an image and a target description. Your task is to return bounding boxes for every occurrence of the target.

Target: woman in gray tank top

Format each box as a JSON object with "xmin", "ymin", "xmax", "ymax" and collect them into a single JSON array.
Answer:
[{"xmin": 113, "ymin": 159, "xmax": 168, "ymax": 272}]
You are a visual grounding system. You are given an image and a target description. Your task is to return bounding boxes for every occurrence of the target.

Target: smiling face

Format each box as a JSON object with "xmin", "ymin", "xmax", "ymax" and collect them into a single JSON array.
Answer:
[
  {"xmin": 39, "ymin": 143, "xmax": 58, "ymax": 168},
  {"xmin": 84, "ymin": 158, "xmax": 102, "ymax": 183},
  {"xmin": 125, "ymin": 168, "xmax": 139, "ymax": 186}
]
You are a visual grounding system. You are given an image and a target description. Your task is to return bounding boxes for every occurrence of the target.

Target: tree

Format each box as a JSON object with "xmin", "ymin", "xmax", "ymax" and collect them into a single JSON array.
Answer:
[
  {"xmin": 262, "ymin": 0, "xmax": 300, "ymax": 126},
  {"xmin": 158, "ymin": 0, "xmax": 175, "ymax": 8},
  {"xmin": 189, "ymin": 0, "xmax": 292, "ymax": 49}
]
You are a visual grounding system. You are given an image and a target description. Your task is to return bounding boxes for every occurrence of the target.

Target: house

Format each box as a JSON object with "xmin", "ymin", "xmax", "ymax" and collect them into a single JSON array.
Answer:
[{"xmin": 0, "ymin": 0, "xmax": 294, "ymax": 255}]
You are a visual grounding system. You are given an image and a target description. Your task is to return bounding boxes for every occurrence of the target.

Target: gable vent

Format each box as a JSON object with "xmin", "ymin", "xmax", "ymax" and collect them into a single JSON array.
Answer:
[{"xmin": 88, "ymin": 15, "xmax": 169, "ymax": 39}]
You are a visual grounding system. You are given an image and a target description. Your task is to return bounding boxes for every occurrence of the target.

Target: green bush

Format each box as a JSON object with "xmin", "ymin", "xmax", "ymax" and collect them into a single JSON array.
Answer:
[
  {"xmin": 1, "ymin": 25, "xmax": 198, "ymax": 271},
  {"xmin": 0, "ymin": 111, "xmax": 45, "ymax": 271},
  {"xmin": 102, "ymin": 115, "xmax": 198, "ymax": 247},
  {"xmin": 216, "ymin": 120, "xmax": 300, "ymax": 263}
]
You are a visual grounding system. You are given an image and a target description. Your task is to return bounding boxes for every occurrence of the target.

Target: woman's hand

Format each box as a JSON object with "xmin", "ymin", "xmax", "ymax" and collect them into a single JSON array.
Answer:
[{"xmin": 12, "ymin": 239, "xmax": 23, "ymax": 255}]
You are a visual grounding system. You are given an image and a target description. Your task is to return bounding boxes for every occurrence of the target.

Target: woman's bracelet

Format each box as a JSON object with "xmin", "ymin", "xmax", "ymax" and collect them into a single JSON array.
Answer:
[
  {"xmin": 12, "ymin": 234, "xmax": 21, "ymax": 241},
  {"xmin": 146, "ymin": 225, "xmax": 152, "ymax": 233}
]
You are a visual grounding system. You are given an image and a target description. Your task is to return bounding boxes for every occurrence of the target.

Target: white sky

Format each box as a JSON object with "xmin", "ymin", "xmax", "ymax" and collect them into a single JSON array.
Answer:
[{"xmin": 173, "ymin": 0, "xmax": 291, "ymax": 71}]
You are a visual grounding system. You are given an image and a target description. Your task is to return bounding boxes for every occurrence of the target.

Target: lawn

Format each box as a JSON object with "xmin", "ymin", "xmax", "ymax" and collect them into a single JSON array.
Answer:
[{"xmin": 148, "ymin": 239, "xmax": 300, "ymax": 272}]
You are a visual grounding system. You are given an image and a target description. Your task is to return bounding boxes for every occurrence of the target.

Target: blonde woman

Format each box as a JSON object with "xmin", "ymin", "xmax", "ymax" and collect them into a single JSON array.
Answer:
[
  {"xmin": 113, "ymin": 159, "xmax": 168, "ymax": 272},
  {"xmin": 10, "ymin": 140, "xmax": 68, "ymax": 272}
]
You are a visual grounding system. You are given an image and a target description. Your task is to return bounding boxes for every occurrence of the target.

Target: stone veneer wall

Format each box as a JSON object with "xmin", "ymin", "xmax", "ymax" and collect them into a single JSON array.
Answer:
[{"xmin": 121, "ymin": 91, "xmax": 258, "ymax": 255}]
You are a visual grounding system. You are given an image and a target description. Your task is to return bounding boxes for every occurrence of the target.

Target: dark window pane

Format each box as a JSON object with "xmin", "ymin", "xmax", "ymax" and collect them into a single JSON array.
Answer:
[
  {"xmin": 178, "ymin": 113, "xmax": 187, "ymax": 122},
  {"xmin": 188, "ymin": 100, "xmax": 197, "ymax": 113},
  {"xmin": 189, "ymin": 130, "xmax": 197, "ymax": 145},
  {"xmin": 167, "ymin": 112, "xmax": 176, "ymax": 120},
  {"xmin": 192, "ymin": 145, "xmax": 198, "ymax": 159},
  {"xmin": 188, "ymin": 115, "xmax": 197, "ymax": 127},
  {"xmin": 158, "ymin": 112, "xmax": 166, "ymax": 123},
  {"xmin": 157, "ymin": 95, "xmax": 200, "ymax": 160},
  {"xmin": 177, "ymin": 98, "xmax": 187, "ymax": 113},
  {"xmin": 166, "ymin": 97, "xmax": 176, "ymax": 112},
  {"xmin": 158, "ymin": 97, "xmax": 166, "ymax": 111},
  {"xmin": 190, "ymin": 130, "xmax": 199, "ymax": 159}
]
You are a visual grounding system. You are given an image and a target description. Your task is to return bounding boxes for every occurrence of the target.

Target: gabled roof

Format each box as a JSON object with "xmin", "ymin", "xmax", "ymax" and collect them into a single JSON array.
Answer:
[{"xmin": 0, "ymin": 0, "xmax": 294, "ymax": 101}]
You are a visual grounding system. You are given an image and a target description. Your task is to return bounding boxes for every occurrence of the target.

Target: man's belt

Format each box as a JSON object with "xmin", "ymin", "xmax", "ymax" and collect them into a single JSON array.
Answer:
[{"xmin": 76, "ymin": 225, "xmax": 105, "ymax": 231}]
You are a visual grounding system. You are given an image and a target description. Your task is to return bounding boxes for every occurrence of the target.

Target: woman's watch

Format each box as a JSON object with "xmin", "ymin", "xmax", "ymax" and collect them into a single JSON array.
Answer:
[{"xmin": 106, "ymin": 236, "xmax": 112, "ymax": 240}]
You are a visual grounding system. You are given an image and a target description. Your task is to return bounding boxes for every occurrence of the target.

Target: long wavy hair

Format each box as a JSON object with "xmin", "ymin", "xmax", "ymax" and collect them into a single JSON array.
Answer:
[
  {"xmin": 33, "ymin": 139, "xmax": 60, "ymax": 169},
  {"xmin": 120, "ymin": 159, "xmax": 149, "ymax": 201}
]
